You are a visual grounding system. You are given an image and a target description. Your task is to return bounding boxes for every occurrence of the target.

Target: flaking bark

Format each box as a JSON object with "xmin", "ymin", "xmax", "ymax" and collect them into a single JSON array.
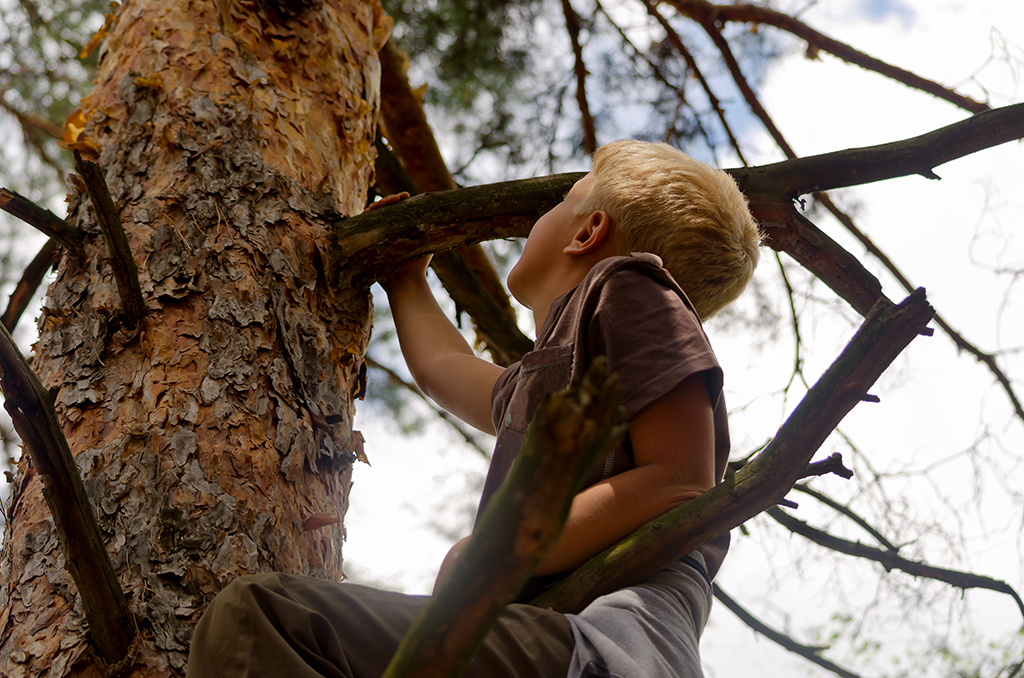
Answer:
[{"xmin": 0, "ymin": 0, "xmax": 390, "ymax": 674}]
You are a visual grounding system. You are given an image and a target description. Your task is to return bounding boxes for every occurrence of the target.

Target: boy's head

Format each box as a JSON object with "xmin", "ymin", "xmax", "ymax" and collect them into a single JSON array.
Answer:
[{"xmin": 572, "ymin": 140, "xmax": 761, "ymax": 320}]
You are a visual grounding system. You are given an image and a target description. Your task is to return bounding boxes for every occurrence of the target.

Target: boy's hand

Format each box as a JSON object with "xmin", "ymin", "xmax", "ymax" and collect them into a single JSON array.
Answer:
[
  {"xmin": 375, "ymin": 188, "xmax": 502, "ymax": 434},
  {"xmin": 363, "ymin": 191, "xmax": 410, "ymax": 213}
]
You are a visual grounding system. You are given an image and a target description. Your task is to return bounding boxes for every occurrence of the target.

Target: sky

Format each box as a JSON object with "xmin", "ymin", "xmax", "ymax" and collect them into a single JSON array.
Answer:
[{"xmin": 345, "ymin": 1, "xmax": 1024, "ymax": 676}]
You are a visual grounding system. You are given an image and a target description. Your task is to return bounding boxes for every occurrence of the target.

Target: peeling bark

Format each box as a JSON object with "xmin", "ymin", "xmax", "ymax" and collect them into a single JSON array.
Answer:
[{"xmin": 0, "ymin": 0, "xmax": 389, "ymax": 675}]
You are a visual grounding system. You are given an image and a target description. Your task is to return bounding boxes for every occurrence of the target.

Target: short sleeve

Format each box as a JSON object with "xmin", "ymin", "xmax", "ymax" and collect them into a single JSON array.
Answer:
[{"xmin": 587, "ymin": 268, "xmax": 723, "ymax": 421}]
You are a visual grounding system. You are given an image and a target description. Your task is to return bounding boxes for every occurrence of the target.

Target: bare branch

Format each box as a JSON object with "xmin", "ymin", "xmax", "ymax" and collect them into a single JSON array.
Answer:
[
  {"xmin": 813, "ymin": 192, "xmax": 1024, "ymax": 423},
  {"xmin": 532, "ymin": 290, "xmax": 934, "ymax": 613},
  {"xmin": 561, "ymin": 0, "xmax": 597, "ymax": 155},
  {"xmin": 73, "ymin": 150, "xmax": 146, "ymax": 329},
  {"xmin": 338, "ymin": 107, "xmax": 1023, "ymax": 304},
  {"xmin": 694, "ymin": 9, "xmax": 797, "ymax": 158},
  {"xmin": 755, "ymin": 199, "xmax": 884, "ymax": 316},
  {"xmin": 791, "ymin": 482, "xmax": 899, "ymax": 552},
  {"xmin": 767, "ymin": 506, "xmax": 1024, "ymax": 621},
  {"xmin": 0, "ymin": 323, "xmax": 135, "ymax": 663},
  {"xmin": 731, "ymin": 104, "xmax": 1024, "ymax": 197},
  {"xmin": 2, "ymin": 238, "xmax": 59, "ymax": 332},
  {"xmin": 713, "ymin": 586, "xmax": 863, "ymax": 678},
  {"xmin": 666, "ymin": 0, "xmax": 989, "ymax": 113},
  {"xmin": 0, "ymin": 188, "xmax": 83, "ymax": 256},
  {"xmin": 381, "ymin": 359, "xmax": 625, "ymax": 678}
]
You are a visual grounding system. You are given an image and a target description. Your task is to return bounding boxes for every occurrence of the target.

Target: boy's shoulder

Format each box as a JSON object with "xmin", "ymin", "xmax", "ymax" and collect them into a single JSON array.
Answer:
[
  {"xmin": 575, "ymin": 252, "xmax": 701, "ymax": 321},
  {"xmin": 538, "ymin": 252, "xmax": 705, "ymax": 355}
]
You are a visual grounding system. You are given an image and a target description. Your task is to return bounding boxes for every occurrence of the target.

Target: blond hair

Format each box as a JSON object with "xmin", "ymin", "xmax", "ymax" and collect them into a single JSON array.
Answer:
[{"xmin": 574, "ymin": 140, "xmax": 761, "ymax": 319}]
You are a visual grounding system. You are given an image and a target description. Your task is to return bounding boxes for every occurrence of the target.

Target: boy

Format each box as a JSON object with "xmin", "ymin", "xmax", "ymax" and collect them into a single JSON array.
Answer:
[{"xmin": 187, "ymin": 140, "xmax": 760, "ymax": 678}]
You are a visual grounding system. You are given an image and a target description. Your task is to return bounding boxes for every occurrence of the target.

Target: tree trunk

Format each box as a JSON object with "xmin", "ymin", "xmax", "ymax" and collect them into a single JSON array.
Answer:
[{"xmin": 0, "ymin": 0, "xmax": 389, "ymax": 675}]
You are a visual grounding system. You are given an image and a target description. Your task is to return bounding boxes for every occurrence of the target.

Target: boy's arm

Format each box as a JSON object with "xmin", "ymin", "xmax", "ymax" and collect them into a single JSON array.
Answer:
[
  {"xmin": 382, "ymin": 259, "xmax": 505, "ymax": 435},
  {"xmin": 532, "ymin": 371, "xmax": 717, "ymax": 576}
]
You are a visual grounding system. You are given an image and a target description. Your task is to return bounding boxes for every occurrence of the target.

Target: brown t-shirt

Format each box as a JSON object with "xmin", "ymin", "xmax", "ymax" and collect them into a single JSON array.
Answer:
[{"xmin": 480, "ymin": 253, "xmax": 731, "ymax": 591}]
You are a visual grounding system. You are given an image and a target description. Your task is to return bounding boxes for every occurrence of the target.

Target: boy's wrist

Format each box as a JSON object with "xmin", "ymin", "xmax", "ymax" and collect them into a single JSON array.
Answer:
[{"xmin": 381, "ymin": 255, "xmax": 432, "ymax": 295}]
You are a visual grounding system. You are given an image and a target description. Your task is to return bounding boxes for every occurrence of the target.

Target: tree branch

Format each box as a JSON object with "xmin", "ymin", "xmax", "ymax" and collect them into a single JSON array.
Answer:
[
  {"xmin": 812, "ymin": 192, "xmax": 1024, "ymax": 423},
  {"xmin": 73, "ymin": 150, "xmax": 146, "ymax": 329},
  {"xmin": 336, "ymin": 107, "xmax": 1022, "ymax": 300},
  {"xmin": 2, "ymin": 238, "xmax": 59, "ymax": 332},
  {"xmin": 753, "ymin": 198, "xmax": 884, "ymax": 316},
  {"xmin": 713, "ymin": 586, "xmax": 863, "ymax": 678},
  {"xmin": 766, "ymin": 506, "xmax": 1024, "ymax": 621},
  {"xmin": 373, "ymin": 139, "xmax": 534, "ymax": 364},
  {"xmin": 381, "ymin": 359, "xmax": 625, "ymax": 678},
  {"xmin": 665, "ymin": 0, "xmax": 989, "ymax": 114},
  {"xmin": 561, "ymin": 0, "xmax": 597, "ymax": 155},
  {"xmin": 0, "ymin": 188, "xmax": 83, "ymax": 256},
  {"xmin": 799, "ymin": 452, "xmax": 853, "ymax": 480},
  {"xmin": 378, "ymin": 40, "xmax": 531, "ymax": 364},
  {"xmin": 0, "ymin": 323, "xmax": 135, "ymax": 663},
  {"xmin": 730, "ymin": 104, "xmax": 1024, "ymax": 198},
  {"xmin": 531, "ymin": 290, "xmax": 935, "ymax": 613}
]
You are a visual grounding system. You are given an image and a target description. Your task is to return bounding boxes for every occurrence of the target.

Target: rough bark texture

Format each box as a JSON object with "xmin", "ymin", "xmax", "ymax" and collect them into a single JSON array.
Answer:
[{"xmin": 0, "ymin": 0, "xmax": 389, "ymax": 675}]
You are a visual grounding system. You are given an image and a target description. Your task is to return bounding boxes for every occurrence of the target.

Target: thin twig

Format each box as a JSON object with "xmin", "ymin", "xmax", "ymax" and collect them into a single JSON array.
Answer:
[
  {"xmin": 642, "ymin": 0, "xmax": 749, "ymax": 164},
  {"xmin": 791, "ymin": 482, "xmax": 899, "ymax": 552},
  {"xmin": 767, "ymin": 506, "xmax": 1024, "ymax": 621},
  {"xmin": 714, "ymin": 586, "xmax": 863, "ymax": 678},
  {"xmin": 595, "ymin": 0, "xmax": 720, "ymax": 157},
  {"xmin": 666, "ymin": 0, "xmax": 989, "ymax": 113},
  {"xmin": 561, "ymin": 0, "xmax": 597, "ymax": 155},
  {"xmin": 73, "ymin": 150, "xmax": 146, "ymax": 329}
]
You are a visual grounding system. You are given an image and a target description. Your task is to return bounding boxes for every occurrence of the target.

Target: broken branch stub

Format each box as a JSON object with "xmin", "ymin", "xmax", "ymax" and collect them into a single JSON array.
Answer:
[
  {"xmin": 381, "ymin": 358, "xmax": 625, "ymax": 678},
  {"xmin": 73, "ymin": 150, "xmax": 146, "ymax": 329}
]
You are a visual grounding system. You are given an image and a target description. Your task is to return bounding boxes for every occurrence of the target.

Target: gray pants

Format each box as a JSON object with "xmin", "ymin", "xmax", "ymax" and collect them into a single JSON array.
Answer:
[{"xmin": 186, "ymin": 573, "xmax": 574, "ymax": 678}]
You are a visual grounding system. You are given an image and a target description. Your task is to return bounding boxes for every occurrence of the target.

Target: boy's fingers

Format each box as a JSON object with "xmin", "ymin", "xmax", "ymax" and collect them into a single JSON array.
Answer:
[{"xmin": 363, "ymin": 191, "xmax": 411, "ymax": 213}]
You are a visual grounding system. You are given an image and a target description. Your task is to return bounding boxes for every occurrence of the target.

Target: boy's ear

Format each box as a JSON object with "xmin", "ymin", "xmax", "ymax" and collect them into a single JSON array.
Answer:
[{"xmin": 564, "ymin": 210, "xmax": 612, "ymax": 256}]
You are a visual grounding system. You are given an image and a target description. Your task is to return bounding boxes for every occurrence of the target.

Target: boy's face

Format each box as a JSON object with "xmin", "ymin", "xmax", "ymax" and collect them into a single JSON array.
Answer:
[{"xmin": 508, "ymin": 173, "xmax": 594, "ymax": 311}]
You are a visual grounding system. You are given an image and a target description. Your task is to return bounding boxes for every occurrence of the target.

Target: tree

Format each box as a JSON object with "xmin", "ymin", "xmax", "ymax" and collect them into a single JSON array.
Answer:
[{"xmin": 0, "ymin": 1, "xmax": 1021, "ymax": 678}]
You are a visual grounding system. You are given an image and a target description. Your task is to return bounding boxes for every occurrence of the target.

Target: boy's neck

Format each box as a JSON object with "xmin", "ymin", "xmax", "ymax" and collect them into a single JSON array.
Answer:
[{"xmin": 528, "ymin": 253, "xmax": 615, "ymax": 331}]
